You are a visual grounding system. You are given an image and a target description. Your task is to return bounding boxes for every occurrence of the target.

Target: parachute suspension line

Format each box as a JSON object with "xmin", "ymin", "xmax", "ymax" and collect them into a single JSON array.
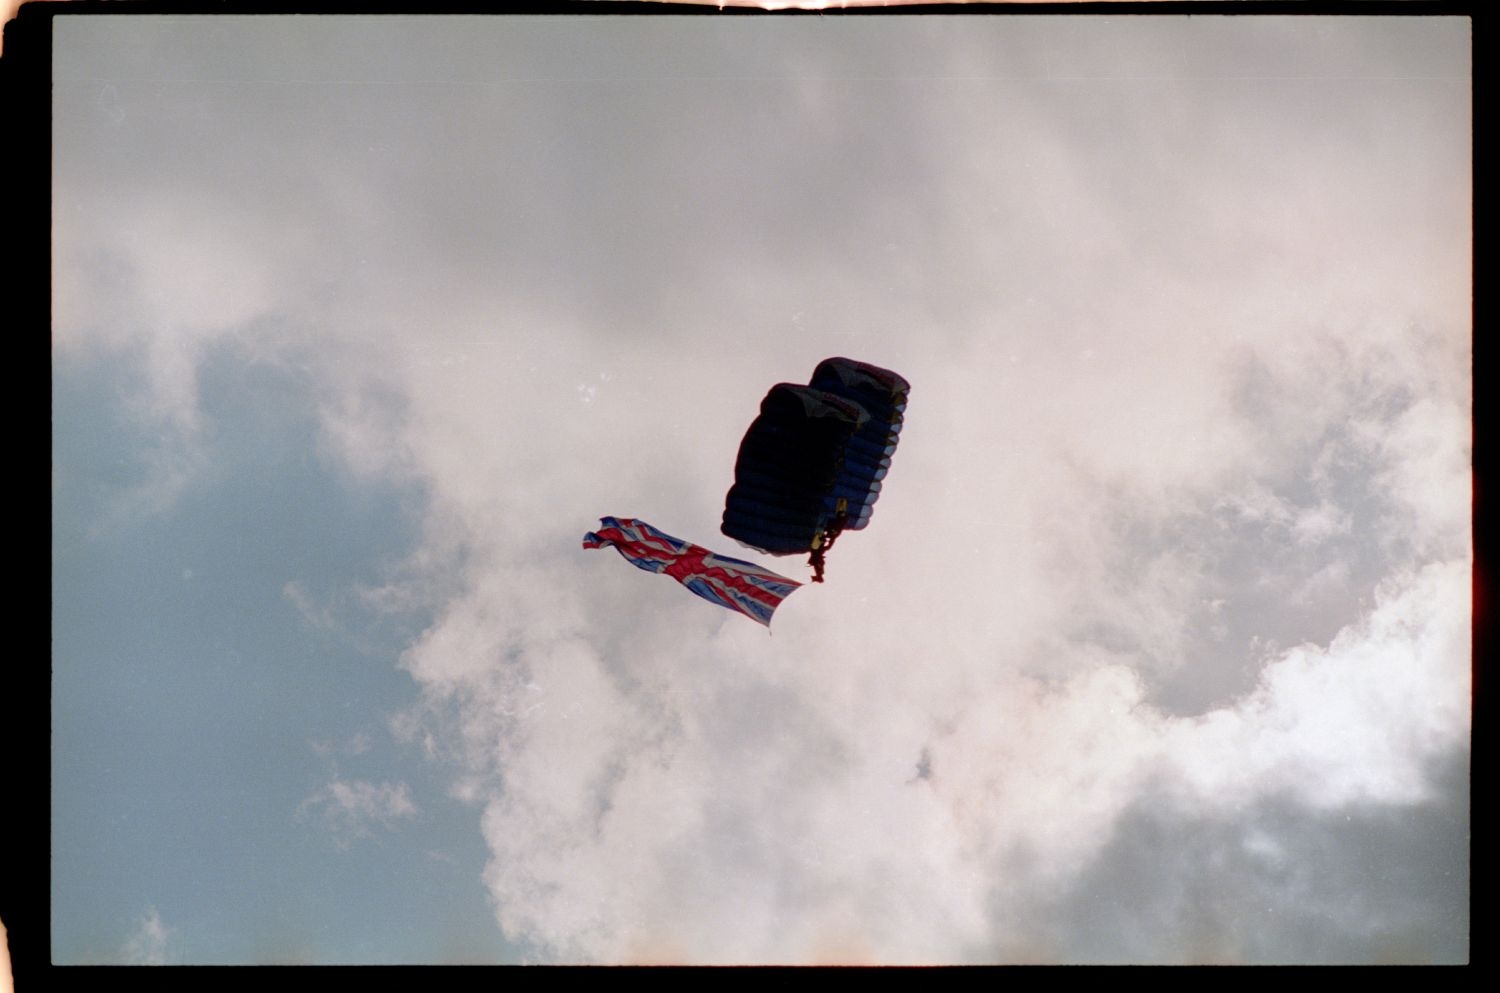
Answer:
[{"xmin": 808, "ymin": 497, "xmax": 850, "ymax": 584}]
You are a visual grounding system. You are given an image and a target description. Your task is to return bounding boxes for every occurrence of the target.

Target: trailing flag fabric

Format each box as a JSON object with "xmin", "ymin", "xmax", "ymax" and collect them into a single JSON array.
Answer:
[{"xmin": 583, "ymin": 516, "xmax": 801, "ymax": 626}]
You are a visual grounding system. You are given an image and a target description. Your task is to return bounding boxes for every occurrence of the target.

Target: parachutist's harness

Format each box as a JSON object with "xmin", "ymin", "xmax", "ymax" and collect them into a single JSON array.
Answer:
[{"xmin": 808, "ymin": 498, "xmax": 849, "ymax": 584}]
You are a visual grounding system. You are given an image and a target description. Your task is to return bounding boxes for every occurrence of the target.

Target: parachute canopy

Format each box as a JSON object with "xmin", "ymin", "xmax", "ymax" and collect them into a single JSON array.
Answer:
[{"xmin": 721, "ymin": 357, "xmax": 909, "ymax": 580}]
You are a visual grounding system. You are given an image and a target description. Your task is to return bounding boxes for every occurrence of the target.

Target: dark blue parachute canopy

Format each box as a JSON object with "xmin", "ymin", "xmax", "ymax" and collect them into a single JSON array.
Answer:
[{"xmin": 721, "ymin": 358, "xmax": 909, "ymax": 579}]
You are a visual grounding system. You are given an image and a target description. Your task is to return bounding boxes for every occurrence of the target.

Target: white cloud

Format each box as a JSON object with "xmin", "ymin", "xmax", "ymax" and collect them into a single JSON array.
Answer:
[
  {"xmin": 413, "ymin": 552, "xmax": 1467, "ymax": 963},
  {"xmin": 1291, "ymin": 500, "xmax": 1352, "ymax": 547},
  {"xmin": 81, "ymin": 437, "xmax": 212, "ymax": 540},
  {"xmin": 309, "ymin": 733, "xmax": 376, "ymax": 759},
  {"xmin": 1368, "ymin": 396, "xmax": 1472, "ymax": 558},
  {"xmin": 283, "ymin": 580, "xmax": 337, "ymax": 632},
  {"xmin": 300, "ymin": 777, "xmax": 418, "ymax": 848},
  {"xmin": 1159, "ymin": 558, "xmax": 1470, "ymax": 812},
  {"xmin": 121, "ymin": 907, "xmax": 173, "ymax": 965}
]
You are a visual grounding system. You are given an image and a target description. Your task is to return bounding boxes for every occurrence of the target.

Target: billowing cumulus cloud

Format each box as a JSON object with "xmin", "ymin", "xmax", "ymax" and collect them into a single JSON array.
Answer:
[{"xmin": 54, "ymin": 15, "xmax": 1468, "ymax": 963}]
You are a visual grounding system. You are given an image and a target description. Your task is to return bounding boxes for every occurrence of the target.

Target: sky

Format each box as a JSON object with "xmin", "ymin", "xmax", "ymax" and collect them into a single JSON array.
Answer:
[{"xmin": 50, "ymin": 13, "xmax": 1471, "ymax": 965}]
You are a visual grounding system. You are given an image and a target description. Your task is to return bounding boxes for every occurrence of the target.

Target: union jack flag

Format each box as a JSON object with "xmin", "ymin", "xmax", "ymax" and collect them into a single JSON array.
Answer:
[{"xmin": 583, "ymin": 516, "xmax": 801, "ymax": 627}]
